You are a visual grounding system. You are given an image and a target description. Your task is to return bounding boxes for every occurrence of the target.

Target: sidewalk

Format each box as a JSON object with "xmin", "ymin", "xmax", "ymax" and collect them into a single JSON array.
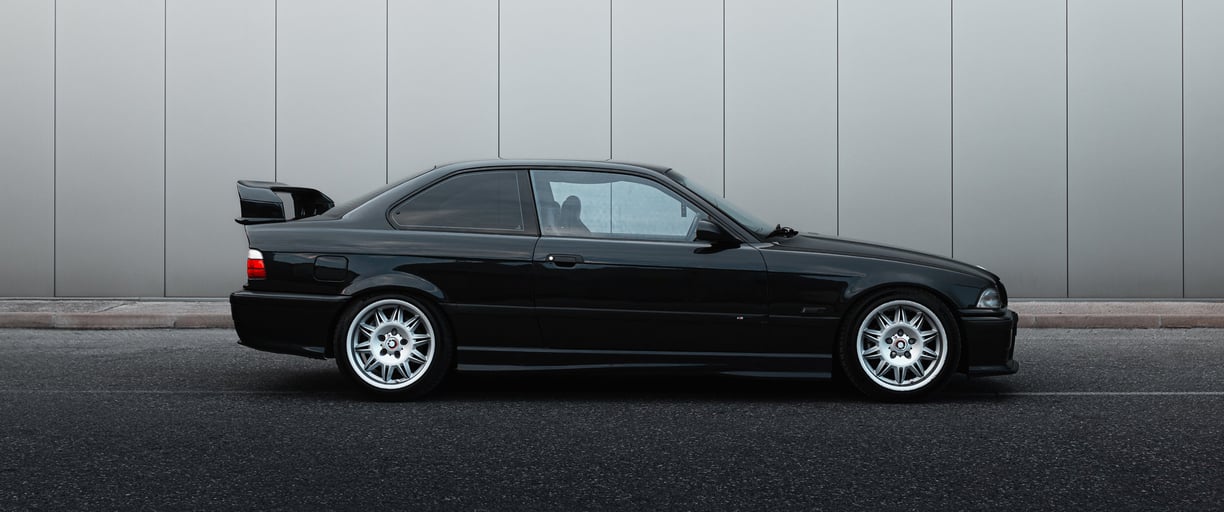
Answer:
[
  {"xmin": 0, "ymin": 300, "xmax": 232, "ymax": 329},
  {"xmin": 1, "ymin": 299, "xmax": 1223, "ymax": 330},
  {"xmin": 1012, "ymin": 301, "xmax": 1224, "ymax": 328}
]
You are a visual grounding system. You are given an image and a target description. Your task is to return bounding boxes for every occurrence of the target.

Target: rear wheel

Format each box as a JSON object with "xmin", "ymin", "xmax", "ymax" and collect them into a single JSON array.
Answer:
[
  {"xmin": 838, "ymin": 290, "xmax": 960, "ymax": 401},
  {"xmin": 334, "ymin": 295, "xmax": 451, "ymax": 400}
]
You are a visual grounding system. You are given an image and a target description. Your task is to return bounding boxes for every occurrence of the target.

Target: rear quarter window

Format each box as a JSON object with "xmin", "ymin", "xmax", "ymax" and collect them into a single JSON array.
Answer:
[{"xmin": 390, "ymin": 171, "xmax": 526, "ymax": 233}]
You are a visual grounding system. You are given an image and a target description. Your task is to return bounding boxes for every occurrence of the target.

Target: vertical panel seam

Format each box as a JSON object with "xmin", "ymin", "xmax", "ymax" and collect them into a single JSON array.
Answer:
[
  {"xmin": 53, "ymin": 0, "xmax": 57, "ymax": 297},
  {"xmin": 497, "ymin": 0, "xmax": 501, "ymax": 159},
  {"xmin": 949, "ymin": 0, "xmax": 954, "ymax": 258},
  {"xmin": 1065, "ymin": 0, "xmax": 1070, "ymax": 298},
  {"xmin": 609, "ymin": 0, "xmax": 613, "ymax": 160},
  {"xmin": 163, "ymin": 0, "xmax": 168, "ymax": 298},
  {"xmin": 835, "ymin": 0, "xmax": 839, "ymax": 237},
  {"xmin": 1181, "ymin": 0, "xmax": 1185, "ymax": 297},
  {"xmin": 385, "ymin": 0, "xmax": 389, "ymax": 184},
  {"xmin": 274, "ymin": 0, "xmax": 278, "ymax": 182},
  {"xmin": 722, "ymin": 0, "xmax": 726, "ymax": 197}
]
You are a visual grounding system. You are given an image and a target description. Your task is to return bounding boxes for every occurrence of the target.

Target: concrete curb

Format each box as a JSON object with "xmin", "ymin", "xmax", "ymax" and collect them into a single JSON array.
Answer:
[
  {"xmin": 0, "ymin": 300, "xmax": 1222, "ymax": 330},
  {"xmin": 0, "ymin": 312, "xmax": 234, "ymax": 329},
  {"xmin": 0, "ymin": 301, "xmax": 235, "ymax": 329},
  {"xmin": 1016, "ymin": 314, "xmax": 1224, "ymax": 329}
]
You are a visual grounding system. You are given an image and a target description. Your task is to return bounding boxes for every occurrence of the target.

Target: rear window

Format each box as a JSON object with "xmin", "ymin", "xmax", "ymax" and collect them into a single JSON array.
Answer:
[{"xmin": 390, "ymin": 171, "xmax": 525, "ymax": 233}]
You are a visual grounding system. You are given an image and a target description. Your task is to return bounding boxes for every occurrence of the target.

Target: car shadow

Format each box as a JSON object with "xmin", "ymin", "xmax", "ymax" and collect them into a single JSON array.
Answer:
[
  {"xmin": 437, "ymin": 372, "xmax": 855, "ymax": 403},
  {"xmin": 263, "ymin": 368, "xmax": 1024, "ymax": 404}
]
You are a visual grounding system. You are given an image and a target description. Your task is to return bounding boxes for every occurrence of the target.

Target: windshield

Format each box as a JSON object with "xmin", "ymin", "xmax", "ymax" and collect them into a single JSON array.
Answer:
[{"xmin": 668, "ymin": 171, "xmax": 775, "ymax": 239}]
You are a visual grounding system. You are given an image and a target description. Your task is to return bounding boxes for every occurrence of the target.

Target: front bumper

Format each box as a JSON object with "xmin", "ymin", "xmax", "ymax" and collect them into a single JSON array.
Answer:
[
  {"xmin": 230, "ymin": 290, "xmax": 349, "ymax": 359},
  {"xmin": 959, "ymin": 308, "xmax": 1020, "ymax": 377}
]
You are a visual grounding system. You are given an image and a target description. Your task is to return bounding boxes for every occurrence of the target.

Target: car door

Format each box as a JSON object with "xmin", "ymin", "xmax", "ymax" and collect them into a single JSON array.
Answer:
[{"xmin": 529, "ymin": 168, "xmax": 771, "ymax": 353}]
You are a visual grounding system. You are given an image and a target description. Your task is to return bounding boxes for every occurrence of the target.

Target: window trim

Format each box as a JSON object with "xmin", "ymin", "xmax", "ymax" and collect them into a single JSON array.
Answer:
[
  {"xmin": 529, "ymin": 169, "xmax": 710, "ymax": 244},
  {"xmin": 386, "ymin": 169, "xmax": 540, "ymax": 236}
]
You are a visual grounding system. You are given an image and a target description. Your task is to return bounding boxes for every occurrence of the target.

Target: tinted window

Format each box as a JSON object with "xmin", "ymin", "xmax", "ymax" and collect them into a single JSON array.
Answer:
[
  {"xmin": 391, "ymin": 171, "xmax": 525, "ymax": 232},
  {"xmin": 531, "ymin": 170, "xmax": 704, "ymax": 241}
]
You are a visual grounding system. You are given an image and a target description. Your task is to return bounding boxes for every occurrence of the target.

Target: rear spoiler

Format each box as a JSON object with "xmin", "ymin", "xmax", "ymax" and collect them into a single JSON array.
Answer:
[{"xmin": 235, "ymin": 180, "xmax": 335, "ymax": 225}]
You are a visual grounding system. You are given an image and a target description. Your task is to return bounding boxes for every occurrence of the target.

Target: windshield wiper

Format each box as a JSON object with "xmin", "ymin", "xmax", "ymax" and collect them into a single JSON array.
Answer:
[{"xmin": 768, "ymin": 224, "xmax": 798, "ymax": 238}]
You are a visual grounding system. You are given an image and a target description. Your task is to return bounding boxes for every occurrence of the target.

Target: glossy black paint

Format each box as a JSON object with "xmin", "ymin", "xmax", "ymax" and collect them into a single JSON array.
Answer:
[
  {"xmin": 230, "ymin": 291, "xmax": 345, "ymax": 358},
  {"xmin": 533, "ymin": 236, "xmax": 770, "ymax": 353},
  {"xmin": 231, "ymin": 159, "xmax": 1017, "ymax": 379},
  {"xmin": 236, "ymin": 180, "xmax": 334, "ymax": 225}
]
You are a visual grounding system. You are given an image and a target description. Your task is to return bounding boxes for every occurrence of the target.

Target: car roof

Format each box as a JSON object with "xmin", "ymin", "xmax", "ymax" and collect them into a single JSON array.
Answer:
[
  {"xmin": 336, "ymin": 158, "xmax": 679, "ymax": 220},
  {"xmin": 328, "ymin": 157, "xmax": 761, "ymax": 243},
  {"xmin": 428, "ymin": 159, "xmax": 674, "ymax": 175}
]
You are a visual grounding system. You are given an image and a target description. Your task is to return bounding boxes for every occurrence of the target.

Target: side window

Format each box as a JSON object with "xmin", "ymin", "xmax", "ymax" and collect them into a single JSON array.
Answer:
[
  {"xmin": 391, "ymin": 171, "xmax": 526, "ymax": 233},
  {"xmin": 531, "ymin": 170, "xmax": 704, "ymax": 241}
]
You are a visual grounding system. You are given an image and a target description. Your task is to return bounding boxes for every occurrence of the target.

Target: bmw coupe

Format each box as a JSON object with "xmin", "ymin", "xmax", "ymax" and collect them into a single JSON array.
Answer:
[{"xmin": 231, "ymin": 160, "xmax": 1018, "ymax": 401}]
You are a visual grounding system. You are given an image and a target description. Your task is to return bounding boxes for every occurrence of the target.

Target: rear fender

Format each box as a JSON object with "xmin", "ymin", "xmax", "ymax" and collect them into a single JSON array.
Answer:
[{"xmin": 341, "ymin": 273, "xmax": 446, "ymax": 303}]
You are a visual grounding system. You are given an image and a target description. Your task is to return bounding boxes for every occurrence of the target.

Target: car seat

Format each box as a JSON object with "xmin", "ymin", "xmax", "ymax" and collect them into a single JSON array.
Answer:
[
  {"xmin": 538, "ymin": 199, "xmax": 562, "ymax": 235},
  {"xmin": 558, "ymin": 195, "xmax": 590, "ymax": 236}
]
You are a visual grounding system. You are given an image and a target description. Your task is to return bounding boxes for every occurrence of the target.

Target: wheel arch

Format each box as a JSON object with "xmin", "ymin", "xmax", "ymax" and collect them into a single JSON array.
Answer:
[
  {"xmin": 327, "ymin": 284, "xmax": 452, "ymax": 359},
  {"xmin": 341, "ymin": 273, "xmax": 446, "ymax": 302},
  {"xmin": 842, "ymin": 283, "xmax": 963, "ymax": 323},
  {"xmin": 835, "ymin": 283, "xmax": 964, "ymax": 369}
]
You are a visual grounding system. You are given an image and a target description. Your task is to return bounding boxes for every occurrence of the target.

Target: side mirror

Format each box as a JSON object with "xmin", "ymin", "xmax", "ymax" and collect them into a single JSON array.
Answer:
[{"xmin": 695, "ymin": 219, "xmax": 735, "ymax": 244}]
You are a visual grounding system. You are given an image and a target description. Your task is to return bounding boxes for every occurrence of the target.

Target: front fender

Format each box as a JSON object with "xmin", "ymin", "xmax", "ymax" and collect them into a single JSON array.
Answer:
[{"xmin": 846, "ymin": 272, "xmax": 987, "ymax": 311}]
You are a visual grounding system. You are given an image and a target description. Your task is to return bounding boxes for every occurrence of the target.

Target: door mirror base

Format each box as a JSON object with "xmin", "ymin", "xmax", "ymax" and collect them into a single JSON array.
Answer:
[{"xmin": 695, "ymin": 219, "xmax": 738, "ymax": 245}]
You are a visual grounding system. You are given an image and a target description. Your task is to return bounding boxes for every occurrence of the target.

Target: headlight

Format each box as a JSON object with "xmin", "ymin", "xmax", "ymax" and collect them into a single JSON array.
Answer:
[{"xmin": 976, "ymin": 287, "xmax": 1002, "ymax": 309}]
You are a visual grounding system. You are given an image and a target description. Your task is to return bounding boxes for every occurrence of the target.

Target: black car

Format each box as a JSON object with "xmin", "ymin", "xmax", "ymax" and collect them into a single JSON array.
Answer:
[{"xmin": 231, "ymin": 159, "xmax": 1017, "ymax": 401}]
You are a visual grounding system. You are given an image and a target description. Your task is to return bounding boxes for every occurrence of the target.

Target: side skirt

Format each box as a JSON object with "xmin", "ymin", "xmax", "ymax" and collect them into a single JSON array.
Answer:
[{"xmin": 456, "ymin": 346, "xmax": 832, "ymax": 378}]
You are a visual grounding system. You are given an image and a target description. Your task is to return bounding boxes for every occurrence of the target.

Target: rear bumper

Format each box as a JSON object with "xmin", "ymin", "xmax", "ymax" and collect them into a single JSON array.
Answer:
[
  {"xmin": 230, "ymin": 290, "xmax": 349, "ymax": 359},
  {"xmin": 959, "ymin": 308, "xmax": 1020, "ymax": 377}
]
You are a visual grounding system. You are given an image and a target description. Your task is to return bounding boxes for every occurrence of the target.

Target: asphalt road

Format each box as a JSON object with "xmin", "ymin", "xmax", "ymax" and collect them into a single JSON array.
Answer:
[{"xmin": 1, "ymin": 329, "xmax": 1221, "ymax": 511}]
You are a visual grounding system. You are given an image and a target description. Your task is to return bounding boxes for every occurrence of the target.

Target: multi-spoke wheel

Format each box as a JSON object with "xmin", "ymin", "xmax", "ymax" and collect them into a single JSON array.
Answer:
[
  {"xmin": 839, "ymin": 291, "xmax": 960, "ymax": 401},
  {"xmin": 335, "ymin": 295, "xmax": 451, "ymax": 400}
]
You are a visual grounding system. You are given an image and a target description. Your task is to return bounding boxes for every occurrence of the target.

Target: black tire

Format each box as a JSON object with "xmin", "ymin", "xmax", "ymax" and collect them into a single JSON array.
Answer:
[
  {"xmin": 333, "ymin": 294, "xmax": 452, "ymax": 400},
  {"xmin": 837, "ymin": 289, "xmax": 960, "ymax": 402}
]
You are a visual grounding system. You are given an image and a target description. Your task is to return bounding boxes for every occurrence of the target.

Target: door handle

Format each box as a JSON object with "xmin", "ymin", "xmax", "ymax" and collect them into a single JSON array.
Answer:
[{"xmin": 546, "ymin": 254, "xmax": 583, "ymax": 267}]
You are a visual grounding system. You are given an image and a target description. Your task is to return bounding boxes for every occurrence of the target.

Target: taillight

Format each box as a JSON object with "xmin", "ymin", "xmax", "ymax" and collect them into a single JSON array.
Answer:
[{"xmin": 247, "ymin": 249, "xmax": 266, "ymax": 279}]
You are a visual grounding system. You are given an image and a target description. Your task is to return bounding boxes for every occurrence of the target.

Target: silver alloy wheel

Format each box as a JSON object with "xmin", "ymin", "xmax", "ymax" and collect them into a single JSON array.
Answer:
[
  {"xmin": 345, "ymin": 299, "xmax": 435, "ymax": 390},
  {"xmin": 855, "ymin": 299, "xmax": 948, "ymax": 392}
]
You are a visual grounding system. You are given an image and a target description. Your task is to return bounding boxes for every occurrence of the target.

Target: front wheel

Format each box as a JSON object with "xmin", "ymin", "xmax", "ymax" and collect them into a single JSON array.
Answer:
[
  {"xmin": 334, "ymin": 295, "xmax": 452, "ymax": 400},
  {"xmin": 839, "ymin": 291, "xmax": 960, "ymax": 401}
]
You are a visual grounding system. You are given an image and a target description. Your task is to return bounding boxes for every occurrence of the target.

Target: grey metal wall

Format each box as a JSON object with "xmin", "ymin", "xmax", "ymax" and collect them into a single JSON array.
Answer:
[
  {"xmin": 953, "ymin": 0, "xmax": 1067, "ymax": 298},
  {"xmin": 0, "ymin": 0, "xmax": 1221, "ymax": 299}
]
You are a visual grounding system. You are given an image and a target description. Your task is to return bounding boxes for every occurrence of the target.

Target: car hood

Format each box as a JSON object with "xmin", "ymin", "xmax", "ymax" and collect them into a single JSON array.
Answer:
[{"xmin": 769, "ymin": 233, "xmax": 999, "ymax": 283}]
